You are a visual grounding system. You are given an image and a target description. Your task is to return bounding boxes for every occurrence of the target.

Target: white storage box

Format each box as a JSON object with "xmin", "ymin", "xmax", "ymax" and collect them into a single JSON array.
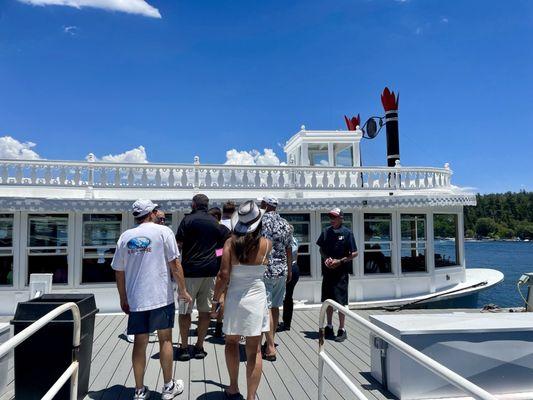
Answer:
[{"xmin": 370, "ymin": 313, "xmax": 533, "ymax": 399}]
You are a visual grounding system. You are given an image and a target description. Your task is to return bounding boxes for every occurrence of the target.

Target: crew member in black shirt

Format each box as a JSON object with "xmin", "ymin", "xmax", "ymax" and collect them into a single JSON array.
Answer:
[
  {"xmin": 316, "ymin": 207, "xmax": 358, "ymax": 342},
  {"xmin": 176, "ymin": 194, "xmax": 225, "ymax": 360}
]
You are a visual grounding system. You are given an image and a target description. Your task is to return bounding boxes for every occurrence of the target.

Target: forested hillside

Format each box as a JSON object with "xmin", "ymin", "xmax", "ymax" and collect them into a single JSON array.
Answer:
[{"xmin": 464, "ymin": 191, "xmax": 533, "ymax": 239}]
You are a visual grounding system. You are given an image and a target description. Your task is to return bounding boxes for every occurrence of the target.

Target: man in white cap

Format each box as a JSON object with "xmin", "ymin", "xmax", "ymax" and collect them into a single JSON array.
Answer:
[
  {"xmin": 112, "ymin": 199, "xmax": 192, "ymax": 400},
  {"xmin": 259, "ymin": 196, "xmax": 292, "ymax": 361},
  {"xmin": 316, "ymin": 207, "xmax": 358, "ymax": 342}
]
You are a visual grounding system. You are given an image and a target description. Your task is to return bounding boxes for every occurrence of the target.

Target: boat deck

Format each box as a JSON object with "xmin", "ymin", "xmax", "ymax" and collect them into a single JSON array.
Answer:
[{"xmin": 0, "ymin": 308, "xmax": 481, "ymax": 400}]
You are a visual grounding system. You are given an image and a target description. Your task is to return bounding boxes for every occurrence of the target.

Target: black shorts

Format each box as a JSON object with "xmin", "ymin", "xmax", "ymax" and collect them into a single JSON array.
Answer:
[
  {"xmin": 321, "ymin": 273, "xmax": 349, "ymax": 306},
  {"xmin": 127, "ymin": 303, "xmax": 175, "ymax": 335}
]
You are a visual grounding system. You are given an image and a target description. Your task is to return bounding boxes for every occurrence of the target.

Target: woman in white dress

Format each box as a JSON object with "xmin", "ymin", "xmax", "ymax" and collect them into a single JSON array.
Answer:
[{"xmin": 211, "ymin": 200, "xmax": 271, "ymax": 400}]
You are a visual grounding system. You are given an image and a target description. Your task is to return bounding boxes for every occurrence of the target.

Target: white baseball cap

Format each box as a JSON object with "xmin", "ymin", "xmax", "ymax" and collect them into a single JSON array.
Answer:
[
  {"xmin": 258, "ymin": 196, "xmax": 278, "ymax": 208},
  {"xmin": 132, "ymin": 199, "xmax": 158, "ymax": 217}
]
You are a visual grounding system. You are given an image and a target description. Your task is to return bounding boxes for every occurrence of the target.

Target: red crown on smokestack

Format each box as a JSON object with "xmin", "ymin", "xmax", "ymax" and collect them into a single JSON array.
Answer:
[
  {"xmin": 344, "ymin": 114, "xmax": 361, "ymax": 131},
  {"xmin": 381, "ymin": 87, "xmax": 399, "ymax": 112}
]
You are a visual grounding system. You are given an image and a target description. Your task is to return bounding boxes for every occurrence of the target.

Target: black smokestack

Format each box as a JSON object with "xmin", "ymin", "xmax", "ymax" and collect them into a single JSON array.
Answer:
[{"xmin": 381, "ymin": 87, "xmax": 400, "ymax": 167}]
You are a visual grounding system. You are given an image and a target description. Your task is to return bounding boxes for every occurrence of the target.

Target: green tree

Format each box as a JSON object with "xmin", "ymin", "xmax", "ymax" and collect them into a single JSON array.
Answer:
[{"xmin": 475, "ymin": 217, "xmax": 497, "ymax": 237}]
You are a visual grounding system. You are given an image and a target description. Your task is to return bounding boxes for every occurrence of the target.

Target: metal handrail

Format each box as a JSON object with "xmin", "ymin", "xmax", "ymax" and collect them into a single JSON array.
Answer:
[
  {"xmin": 0, "ymin": 302, "xmax": 81, "ymax": 400},
  {"xmin": 317, "ymin": 300, "xmax": 497, "ymax": 400}
]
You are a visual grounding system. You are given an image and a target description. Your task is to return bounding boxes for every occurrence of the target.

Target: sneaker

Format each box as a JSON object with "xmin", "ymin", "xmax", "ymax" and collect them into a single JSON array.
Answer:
[
  {"xmin": 324, "ymin": 326, "xmax": 334, "ymax": 339},
  {"xmin": 335, "ymin": 329, "xmax": 347, "ymax": 342},
  {"xmin": 176, "ymin": 346, "xmax": 190, "ymax": 361},
  {"xmin": 161, "ymin": 379, "xmax": 184, "ymax": 400},
  {"xmin": 193, "ymin": 346, "xmax": 207, "ymax": 359},
  {"xmin": 133, "ymin": 386, "xmax": 150, "ymax": 399}
]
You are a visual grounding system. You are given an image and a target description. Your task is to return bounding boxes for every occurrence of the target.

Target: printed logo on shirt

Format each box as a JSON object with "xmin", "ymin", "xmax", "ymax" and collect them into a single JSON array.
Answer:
[
  {"xmin": 126, "ymin": 237, "xmax": 152, "ymax": 254},
  {"xmin": 338, "ymin": 236, "xmax": 344, "ymax": 240}
]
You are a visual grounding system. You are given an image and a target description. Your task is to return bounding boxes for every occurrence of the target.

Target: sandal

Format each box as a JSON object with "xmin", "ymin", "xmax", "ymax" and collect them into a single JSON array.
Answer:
[{"xmin": 263, "ymin": 352, "xmax": 277, "ymax": 362}]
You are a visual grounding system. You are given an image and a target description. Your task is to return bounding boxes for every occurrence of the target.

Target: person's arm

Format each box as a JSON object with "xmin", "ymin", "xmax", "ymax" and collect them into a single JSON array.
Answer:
[
  {"xmin": 169, "ymin": 258, "xmax": 192, "ymax": 303},
  {"xmin": 115, "ymin": 271, "xmax": 129, "ymax": 314},
  {"xmin": 211, "ymin": 238, "xmax": 233, "ymax": 317},
  {"xmin": 331, "ymin": 231, "xmax": 358, "ymax": 268},
  {"xmin": 175, "ymin": 219, "xmax": 185, "ymax": 250}
]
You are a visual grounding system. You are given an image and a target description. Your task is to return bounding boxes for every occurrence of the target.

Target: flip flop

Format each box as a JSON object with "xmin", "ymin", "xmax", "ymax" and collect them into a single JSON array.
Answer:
[{"xmin": 263, "ymin": 353, "xmax": 277, "ymax": 362}]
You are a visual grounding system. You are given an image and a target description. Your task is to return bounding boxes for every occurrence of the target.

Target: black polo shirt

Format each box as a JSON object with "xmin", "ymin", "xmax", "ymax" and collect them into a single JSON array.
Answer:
[
  {"xmin": 176, "ymin": 208, "xmax": 224, "ymax": 277},
  {"xmin": 316, "ymin": 225, "xmax": 357, "ymax": 276}
]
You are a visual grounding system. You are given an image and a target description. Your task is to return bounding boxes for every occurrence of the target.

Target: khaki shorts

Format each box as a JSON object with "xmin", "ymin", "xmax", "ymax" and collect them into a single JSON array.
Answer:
[{"xmin": 181, "ymin": 277, "xmax": 215, "ymax": 313}]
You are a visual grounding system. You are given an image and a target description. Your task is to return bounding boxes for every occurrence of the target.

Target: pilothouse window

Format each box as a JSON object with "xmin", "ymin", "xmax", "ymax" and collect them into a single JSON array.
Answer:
[
  {"xmin": 433, "ymin": 214, "xmax": 459, "ymax": 267},
  {"xmin": 401, "ymin": 214, "xmax": 427, "ymax": 273},
  {"xmin": 82, "ymin": 214, "xmax": 122, "ymax": 284},
  {"xmin": 0, "ymin": 214, "xmax": 14, "ymax": 286},
  {"xmin": 27, "ymin": 214, "xmax": 69, "ymax": 284},
  {"xmin": 364, "ymin": 214, "xmax": 392, "ymax": 274}
]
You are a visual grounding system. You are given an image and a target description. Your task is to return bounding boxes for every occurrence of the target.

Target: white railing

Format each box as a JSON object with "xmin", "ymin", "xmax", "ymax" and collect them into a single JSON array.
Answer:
[
  {"xmin": 0, "ymin": 159, "xmax": 452, "ymax": 191},
  {"xmin": 0, "ymin": 302, "xmax": 81, "ymax": 400},
  {"xmin": 317, "ymin": 300, "xmax": 497, "ymax": 400}
]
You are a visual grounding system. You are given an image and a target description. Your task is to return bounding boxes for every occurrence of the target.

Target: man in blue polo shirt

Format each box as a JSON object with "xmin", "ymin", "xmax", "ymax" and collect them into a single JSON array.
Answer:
[{"xmin": 316, "ymin": 207, "xmax": 358, "ymax": 342}]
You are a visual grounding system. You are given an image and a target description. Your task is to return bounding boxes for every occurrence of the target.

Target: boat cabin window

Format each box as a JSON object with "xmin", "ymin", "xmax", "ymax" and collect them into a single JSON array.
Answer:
[
  {"xmin": 0, "ymin": 214, "xmax": 13, "ymax": 286},
  {"xmin": 401, "ymin": 214, "xmax": 427, "ymax": 273},
  {"xmin": 363, "ymin": 214, "xmax": 392, "ymax": 274},
  {"xmin": 280, "ymin": 213, "xmax": 311, "ymax": 276},
  {"xmin": 334, "ymin": 143, "xmax": 353, "ymax": 167},
  {"xmin": 320, "ymin": 213, "xmax": 354, "ymax": 274},
  {"xmin": 308, "ymin": 144, "xmax": 329, "ymax": 166},
  {"xmin": 82, "ymin": 214, "xmax": 122, "ymax": 284},
  {"xmin": 433, "ymin": 214, "xmax": 459, "ymax": 267},
  {"xmin": 27, "ymin": 214, "xmax": 69, "ymax": 284}
]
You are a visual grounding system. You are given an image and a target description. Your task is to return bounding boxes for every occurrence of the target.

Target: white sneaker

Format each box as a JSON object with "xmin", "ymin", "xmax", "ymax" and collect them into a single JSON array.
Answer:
[
  {"xmin": 133, "ymin": 386, "xmax": 150, "ymax": 399},
  {"xmin": 161, "ymin": 379, "xmax": 184, "ymax": 399}
]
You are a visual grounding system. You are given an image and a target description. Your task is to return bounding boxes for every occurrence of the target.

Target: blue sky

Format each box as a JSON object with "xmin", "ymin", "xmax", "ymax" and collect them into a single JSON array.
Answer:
[{"xmin": 0, "ymin": 0, "xmax": 531, "ymax": 193}]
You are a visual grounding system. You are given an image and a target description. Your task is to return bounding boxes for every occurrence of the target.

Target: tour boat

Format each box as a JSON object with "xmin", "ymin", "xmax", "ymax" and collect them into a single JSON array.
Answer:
[{"xmin": 0, "ymin": 90, "xmax": 503, "ymax": 314}]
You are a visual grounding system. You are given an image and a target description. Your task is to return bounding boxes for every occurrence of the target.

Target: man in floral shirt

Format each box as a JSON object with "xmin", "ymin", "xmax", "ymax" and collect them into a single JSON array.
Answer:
[{"xmin": 259, "ymin": 196, "xmax": 292, "ymax": 361}]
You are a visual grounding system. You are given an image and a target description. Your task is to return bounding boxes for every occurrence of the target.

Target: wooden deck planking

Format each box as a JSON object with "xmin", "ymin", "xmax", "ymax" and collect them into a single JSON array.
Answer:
[{"xmin": 2, "ymin": 308, "xmax": 482, "ymax": 400}]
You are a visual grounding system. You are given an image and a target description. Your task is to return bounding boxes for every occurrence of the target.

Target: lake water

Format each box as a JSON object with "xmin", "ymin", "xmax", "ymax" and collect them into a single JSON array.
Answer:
[{"xmin": 464, "ymin": 241, "xmax": 533, "ymax": 308}]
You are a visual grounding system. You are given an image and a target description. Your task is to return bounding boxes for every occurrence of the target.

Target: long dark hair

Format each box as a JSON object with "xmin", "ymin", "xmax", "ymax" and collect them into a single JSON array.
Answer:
[{"xmin": 232, "ymin": 221, "xmax": 262, "ymax": 264}]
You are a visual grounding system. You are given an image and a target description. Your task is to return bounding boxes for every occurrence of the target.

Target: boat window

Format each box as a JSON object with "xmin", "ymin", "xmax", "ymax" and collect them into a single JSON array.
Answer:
[
  {"xmin": 364, "ymin": 214, "xmax": 392, "ymax": 274},
  {"xmin": 280, "ymin": 213, "xmax": 311, "ymax": 276},
  {"xmin": 82, "ymin": 214, "xmax": 122, "ymax": 284},
  {"xmin": 0, "ymin": 214, "xmax": 14, "ymax": 286},
  {"xmin": 334, "ymin": 144, "xmax": 353, "ymax": 167},
  {"xmin": 27, "ymin": 214, "xmax": 69, "ymax": 284},
  {"xmin": 401, "ymin": 214, "xmax": 427, "ymax": 273},
  {"xmin": 308, "ymin": 144, "xmax": 329, "ymax": 166},
  {"xmin": 320, "ymin": 213, "xmax": 354, "ymax": 274},
  {"xmin": 433, "ymin": 214, "xmax": 459, "ymax": 267}
]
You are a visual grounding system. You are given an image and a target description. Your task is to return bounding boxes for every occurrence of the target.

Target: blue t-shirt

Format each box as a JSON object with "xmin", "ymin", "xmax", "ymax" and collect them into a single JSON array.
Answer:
[{"xmin": 316, "ymin": 225, "xmax": 357, "ymax": 276}]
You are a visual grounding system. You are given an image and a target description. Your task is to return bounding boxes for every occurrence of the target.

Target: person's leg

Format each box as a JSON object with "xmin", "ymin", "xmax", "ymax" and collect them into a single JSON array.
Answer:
[
  {"xmin": 245, "ymin": 336, "xmax": 263, "ymax": 400},
  {"xmin": 133, "ymin": 334, "xmax": 149, "ymax": 390},
  {"xmin": 265, "ymin": 277, "xmax": 284, "ymax": 356},
  {"xmin": 326, "ymin": 306, "xmax": 334, "ymax": 326},
  {"xmin": 338, "ymin": 311, "xmax": 346, "ymax": 330},
  {"xmin": 157, "ymin": 328, "xmax": 174, "ymax": 384},
  {"xmin": 178, "ymin": 313, "xmax": 191, "ymax": 348},
  {"xmin": 196, "ymin": 312, "xmax": 210, "ymax": 349},
  {"xmin": 195, "ymin": 277, "xmax": 215, "ymax": 351},
  {"xmin": 225, "ymin": 335, "xmax": 241, "ymax": 395},
  {"xmin": 282, "ymin": 265, "xmax": 299, "ymax": 328}
]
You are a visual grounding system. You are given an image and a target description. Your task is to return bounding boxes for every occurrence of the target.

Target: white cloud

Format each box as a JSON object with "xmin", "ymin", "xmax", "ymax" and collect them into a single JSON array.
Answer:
[
  {"xmin": 224, "ymin": 148, "xmax": 285, "ymax": 166},
  {"xmin": 63, "ymin": 25, "xmax": 79, "ymax": 35},
  {"xmin": 18, "ymin": 0, "xmax": 161, "ymax": 18},
  {"xmin": 441, "ymin": 17, "xmax": 449, "ymax": 23},
  {"xmin": 0, "ymin": 136, "xmax": 41, "ymax": 160},
  {"xmin": 99, "ymin": 146, "xmax": 149, "ymax": 163}
]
